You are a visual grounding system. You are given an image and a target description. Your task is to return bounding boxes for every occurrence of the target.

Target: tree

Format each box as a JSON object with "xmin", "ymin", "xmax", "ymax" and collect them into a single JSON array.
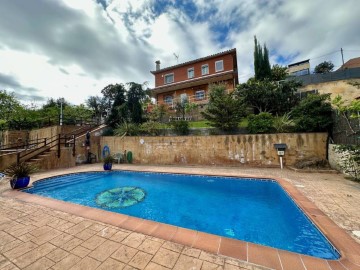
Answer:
[
  {"xmin": 127, "ymin": 82, "xmax": 146, "ymax": 124},
  {"xmin": 106, "ymin": 84, "xmax": 128, "ymax": 127},
  {"xmin": 254, "ymin": 36, "xmax": 271, "ymax": 80},
  {"xmin": 0, "ymin": 90, "xmax": 22, "ymax": 122},
  {"xmin": 271, "ymin": 64, "xmax": 288, "ymax": 81},
  {"xmin": 101, "ymin": 84, "xmax": 125, "ymax": 112},
  {"xmin": 291, "ymin": 93, "xmax": 333, "ymax": 132},
  {"xmin": 314, "ymin": 61, "xmax": 334, "ymax": 74},
  {"xmin": 201, "ymin": 84, "xmax": 246, "ymax": 131},
  {"xmin": 86, "ymin": 96, "xmax": 107, "ymax": 119},
  {"xmin": 236, "ymin": 79, "xmax": 300, "ymax": 115}
]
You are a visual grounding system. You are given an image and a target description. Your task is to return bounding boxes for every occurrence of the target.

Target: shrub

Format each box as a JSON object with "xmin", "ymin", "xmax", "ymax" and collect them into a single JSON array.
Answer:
[
  {"xmin": 140, "ymin": 121, "xmax": 162, "ymax": 136},
  {"xmin": 291, "ymin": 94, "xmax": 333, "ymax": 132},
  {"xmin": 335, "ymin": 144, "xmax": 360, "ymax": 181},
  {"xmin": 247, "ymin": 112, "xmax": 274, "ymax": 134},
  {"xmin": 114, "ymin": 122, "xmax": 140, "ymax": 136},
  {"xmin": 171, "ymin": 120, "xmax": 189, "ymax": 135},
  {"xmin": 273, "ymin": 113, "xmax": 294, "ymax": 133},
  {"xmin": 4, "ymin": 162, "xmax": 38, "ymax": 178}
]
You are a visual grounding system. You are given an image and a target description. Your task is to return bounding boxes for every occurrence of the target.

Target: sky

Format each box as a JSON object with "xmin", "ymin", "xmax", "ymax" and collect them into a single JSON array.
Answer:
[{"xmin": 0, "ymin": 0, "xmax": 359, "ymax": 105}]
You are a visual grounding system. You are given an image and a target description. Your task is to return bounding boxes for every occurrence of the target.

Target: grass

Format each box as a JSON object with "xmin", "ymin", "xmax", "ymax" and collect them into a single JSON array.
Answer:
[{"xmin": 188, "ymin": 119, "xmax": 248, "ymax": 128}]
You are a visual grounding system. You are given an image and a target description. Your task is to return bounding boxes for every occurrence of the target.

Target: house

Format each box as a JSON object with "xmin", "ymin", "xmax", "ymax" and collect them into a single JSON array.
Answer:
[
  {"xmin": 287, "ymin": 59, "xmax": 310, "ymax": 76},
  {"xmin": 338, "ymin": 57, "xmax": 360, "ymax": 70},
  {"xmin": 150, "ymin": 49, "xmax": 238, "ymax": 111}
]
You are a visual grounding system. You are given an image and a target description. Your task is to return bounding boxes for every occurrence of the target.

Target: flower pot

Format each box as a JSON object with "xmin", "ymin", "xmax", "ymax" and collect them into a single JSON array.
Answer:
[
  {"xmin": 103, "ymin": 163, "xmax": 112, "ymax": 171},
  {"xmin": 10, "ymin": 176, "xmax": 30, "ymax": 189}
]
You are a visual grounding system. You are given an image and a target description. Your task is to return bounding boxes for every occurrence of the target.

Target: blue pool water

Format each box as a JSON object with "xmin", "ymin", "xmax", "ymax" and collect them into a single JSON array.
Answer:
[{"xmin": 24, "ymin": 171, "xmax": 339, "ymax": 259}]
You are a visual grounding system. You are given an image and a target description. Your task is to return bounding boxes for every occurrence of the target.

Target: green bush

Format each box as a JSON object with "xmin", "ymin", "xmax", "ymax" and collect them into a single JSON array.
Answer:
[
  {"xmin": 247, "ymin": 112, "xmax": 274, "ymax": 134},
  {"xmin": 114, "ymin": 122, "xmax": 140, "ymax": 136},
  {"xmin": 140, "ymin": 121, "xmax": 162, "ymax": 136},
  {"xmin": 291, "ymin": 94, "xmax": 333, "ymax": 132},
  {"xmin": 171, "ymin": 120, "xmax": 189, "ymax": 135},
  {"xmin": 273, "ymin": 113, "xmax": 294, "ymax": 133}
]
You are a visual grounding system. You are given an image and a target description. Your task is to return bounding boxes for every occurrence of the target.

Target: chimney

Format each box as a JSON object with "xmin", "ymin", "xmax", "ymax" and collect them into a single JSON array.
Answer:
[{"xmin": 155, "ymin": 60, "xmax": 161, "ymax": 71}]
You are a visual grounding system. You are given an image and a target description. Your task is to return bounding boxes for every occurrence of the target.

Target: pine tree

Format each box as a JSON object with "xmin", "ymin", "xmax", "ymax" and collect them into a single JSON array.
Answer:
[{"xmin": 253, "ymin": 36, "xmax": 271, "ymax": 80}]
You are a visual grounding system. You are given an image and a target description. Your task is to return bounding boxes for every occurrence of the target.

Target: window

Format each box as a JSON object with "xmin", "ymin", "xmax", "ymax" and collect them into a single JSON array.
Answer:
[
  {"xmin": 180, "ymin": 93, "xmax": 188, "ymax": 104},
  {"xmin": 201, "ymin": 64, "xmax": 209, "ymax": 75},
  {"xmin": 195, "ymin": 90, "xmax": 205, "ymax": 100},
  {"xmin": 188, "ymin": 68, "xmax": 194, "ymax": 79},
  {"xmin": 290, "ymin": 69, "xmax": 309, "ymax": 76},
  {"xmin": 163, "ymin": 95, "xmax": 173, "ymax": 105},
  {"xmin": 164, "ymin": 73, "xmax": 174, "ymax": 84},
  {"xmin": 215, "ymin": 60, "xmax": 224, "ymax": 72}
]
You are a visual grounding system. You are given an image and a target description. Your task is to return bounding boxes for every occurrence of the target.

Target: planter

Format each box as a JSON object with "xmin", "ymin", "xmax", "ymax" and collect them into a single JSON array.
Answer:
[
  {"xmin": 10, "ymin": 176, "xmax": 30, "ymax": 189},
  {"xmin": 103, "ymin": 163, "xmax": 113, "ymax": 171}
]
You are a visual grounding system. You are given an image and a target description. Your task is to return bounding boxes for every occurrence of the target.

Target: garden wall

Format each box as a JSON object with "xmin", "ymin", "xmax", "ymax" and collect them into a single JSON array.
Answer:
[{"xmin": 101, "ymin": 132, "xmax": 327, "ymax": 166}]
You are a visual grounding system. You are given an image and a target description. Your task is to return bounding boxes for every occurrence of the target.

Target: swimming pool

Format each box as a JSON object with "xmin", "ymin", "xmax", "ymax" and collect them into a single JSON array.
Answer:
[{"xmin": 24, "ymin": 171, "xmax": 339, "ymax": 259}]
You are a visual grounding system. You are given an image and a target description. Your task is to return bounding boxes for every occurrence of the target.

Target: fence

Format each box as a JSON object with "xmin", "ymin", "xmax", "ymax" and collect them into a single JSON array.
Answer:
[
  {"xmin": 331, "ymin": 111, "xmax": 360, "ymax": 145},
  {"xmin": 287, "ymin": 67, "xmax": 360, "ymax": 86}
]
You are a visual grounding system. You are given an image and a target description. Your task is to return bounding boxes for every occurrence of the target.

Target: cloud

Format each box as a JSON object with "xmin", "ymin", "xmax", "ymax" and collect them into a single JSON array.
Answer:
[
  {"xmin": 0, "ymin": 73, "xmax": 46, "ymax": 102},
  {"xmin": 0, "ymin": 0, "xmax": 359, "ymax": 104}
]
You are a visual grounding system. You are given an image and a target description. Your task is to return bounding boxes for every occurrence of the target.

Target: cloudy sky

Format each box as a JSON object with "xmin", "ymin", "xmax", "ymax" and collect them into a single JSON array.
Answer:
[{"xmin": 0, "ymin": 0, "xmax": 359, "ymax": 105}]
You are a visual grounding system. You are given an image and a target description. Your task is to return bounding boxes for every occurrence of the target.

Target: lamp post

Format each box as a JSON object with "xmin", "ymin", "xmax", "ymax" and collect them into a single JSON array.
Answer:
[{"xmin": 59, "ymin": 98, "xmax": 64, "ymax": 126}]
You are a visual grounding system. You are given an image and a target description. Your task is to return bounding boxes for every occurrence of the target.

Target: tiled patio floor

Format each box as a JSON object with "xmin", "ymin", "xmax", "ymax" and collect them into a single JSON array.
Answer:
[{"xmin": 0, "ymin": 164, "xmax": 360, "ymax": 270}]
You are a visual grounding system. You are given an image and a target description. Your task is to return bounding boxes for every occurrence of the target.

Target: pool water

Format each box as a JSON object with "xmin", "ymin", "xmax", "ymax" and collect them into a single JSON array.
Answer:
[{"xmin": 24, "ymin": 171, "xmax": 339, "ymax": 259}]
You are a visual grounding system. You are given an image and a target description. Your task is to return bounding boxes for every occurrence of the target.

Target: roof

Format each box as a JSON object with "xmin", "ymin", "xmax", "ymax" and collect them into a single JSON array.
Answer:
[
  {"xmin": 338, "ymin": 57, "xmax": 360, "ymax": 70},
  {"xmin": 288, "ymin": 59, "xmax": 310, "ymax": 68},
  {"xmin": 151, "ymin": 48, "xmax": 237, "ymax": 74}
]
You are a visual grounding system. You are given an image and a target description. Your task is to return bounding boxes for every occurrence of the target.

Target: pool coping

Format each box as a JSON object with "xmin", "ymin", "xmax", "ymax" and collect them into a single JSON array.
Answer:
[{"xmin": 2, "ymin": 168, "xmax": 360, "ymax": 270}]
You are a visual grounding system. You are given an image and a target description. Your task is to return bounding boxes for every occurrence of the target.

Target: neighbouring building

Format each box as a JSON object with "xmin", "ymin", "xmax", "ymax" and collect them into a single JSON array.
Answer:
[
  {"xmin": 150, "ymin": 49, "xmax": 238, "ymax": 115},
  {"xmin": 287, "ymin": 59, "xmax": 310, "ymax": 76},
  {"xmin": 286, "ymin": 57, "xmax": 360, "ymax": 102}
]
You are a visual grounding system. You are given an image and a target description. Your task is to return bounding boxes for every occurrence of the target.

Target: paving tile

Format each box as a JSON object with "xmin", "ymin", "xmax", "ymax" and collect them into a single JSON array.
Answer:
[
  {"xmin": 144, "ymin": 262, "xmax": 170, "ymax": 270},
  {"xmin": 51, "ymin": 254, "xmax": 81, "ymax": 270},
  {"xmin": 128, "ymin": 251, "xmax": 153, "ymax": 269},
  {"xmin": 13, "ymin": 243, "xmax": 56, "ymax": 268},
  {"xmin": 162, "ymin": 241, "xmax": 184, "ymax": 253},
  {"xmin": 110, "ymin": 230, "xmax": 131, "ymax": 243},
  {"xmin": 135, "ymin": 220, "xmax": 159, "ymax": 236},
  {"xmin": 171, "ymin": 228, "xmax": 198, "ymax": 247},
  {"xmin": 88, "ymin": 223, "xmax": 107, "ymax": 232},
  {"xmin": 151, "ymin": 247, "xmax": 180, "ymax": 268},
  {"xmin": 80, "ymin": 235, "xmax": 106, "ymax": 250},
  {"xmin": 111, "ymin": 245, "xmax": 138, "ymax": 263},
  {"xmin": 151, "ymin": 224, "xmax": 178, "ymax": 241},
  {"xmin": 96, "ymin": 227, "xmax": 118, "ymax": 238},
  {"xmin": 30, "ymin": 228, "xmax": 62, "ymax": 245},
  {"xmin": 122, "ymin": 232, "xmax": 147, "ymax": 248},
  {"xmin": 300, "ymin": 256, "xmax": 331, "ymax": 270},
  {"xmin": 248, "ymin": 243, "xmax": 282, "ymax": 270},
  {"xmin": 218, "ymin": 238, "xmax": 247, "ymax": 261},
  {"xmin": 223, "ymin": 264, "xmax": 241, "ymax": 270},
  {"xmin": 137, "ymin": 238, "xmax": 163, "ymax": 255},
  {"xmin": 68, "ymin": 256, "xmax": 101, "ymax": 270},
  {"xmin": 88, "ymin": 240, "xmax": 120, "ymax": 261},
  {"xmin": 29, "ymin": 226, "xmax": 54, "ymax": 237},
  {"xmin": 173, "ymin": 254, "xmax": 203, "ymax": 270},
  {"xmin": 65, "ymin": 221, "xmax": 92, "ymax": 235},
  {"xmin": 182, "ymin": 247, "xmax": 202, "ymax": 258},
  {"xmin": 199, "ymin": 251, "xmax": 225, "ymax": 266},
  {"xmin": 0, "ymin": 231, "xmax": 16, "ymax": 245},
  {"xmin": 76, "ymin": 229, "xmax": 96, "ymax": 241},
  {"xmin": 202, "ymin": 261, "xmax": 224, "ymax": 270},
  {"xmin": 278, "ymin": 250, "xmax": 305, "ymax": 270},
  {"xmin": 97, "ymin": 257, "xmax": 125, "ymax": 270},
  {"xmin": 0, "ymin": 240, "xmax": 24, "ymax": 253},
  {"xmin": 60, "ymin": 237, "xmax": 83, "ymax": 251},
  {"xmin": 0, "ymin": 261, "xmax": 20, "ymax": 270},
  {"xmin": 3, "ymin": 241, "xmax": 38, "ymax": 260},
  {"xmin": 46, "ymin": 248, "xmax": 69, "ymax": 262},
  {"xmin": 327, "ymin": 260, "xmax": 347, "ymax": 270},
  {"xmin": 23, "ymin": 257, "xmax": 54, "ymax": 270},
  {"xmin": 49, "ymin": 233, "xmax": 74, "ymax": 247},
  {"xmin": 192, "ymin": 232, "xmax": 221, "ymax": 254},
  {"xmin": 71, "ymin": 246, "xmax": 91, "ymax": 258}
]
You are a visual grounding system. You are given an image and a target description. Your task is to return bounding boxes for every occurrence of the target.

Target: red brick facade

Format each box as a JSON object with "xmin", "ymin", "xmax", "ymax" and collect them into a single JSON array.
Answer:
[{"xmin": 150, "ymin": 49, "xmax": 238, "ymax": 108}]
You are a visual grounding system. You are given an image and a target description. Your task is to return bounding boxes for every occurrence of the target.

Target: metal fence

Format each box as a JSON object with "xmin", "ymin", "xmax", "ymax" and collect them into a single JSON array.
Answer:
[
  {"xmin": 331, "ymin": 111, "xmax": 360, "ymax": 145},
  {"xmin": 287, "ymin": 67, "xmax": 360, "ymax": 86}
]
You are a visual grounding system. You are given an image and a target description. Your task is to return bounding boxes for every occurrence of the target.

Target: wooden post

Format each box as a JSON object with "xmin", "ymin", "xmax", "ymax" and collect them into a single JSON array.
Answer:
[
  {"xmin": 57, "ymin": 134, "xmax": 61, "ymax": 158},
  {"xmin": 72, "ymin": 135, "xmax": 76, "ymax": 157},
  {"xmin": 17, "ymin": 152, "xmax": 20, "ymax": 164}
]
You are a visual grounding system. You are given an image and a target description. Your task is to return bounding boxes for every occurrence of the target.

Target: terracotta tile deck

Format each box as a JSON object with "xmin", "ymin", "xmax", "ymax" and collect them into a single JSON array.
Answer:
[{"xmin": 1, "ymin": 164, "xmax": 360, "ymax": 270}]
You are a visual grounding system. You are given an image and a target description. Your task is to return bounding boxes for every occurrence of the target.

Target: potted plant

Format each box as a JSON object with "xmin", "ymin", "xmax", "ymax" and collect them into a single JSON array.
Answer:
[
  {"xmin": 4, "ymin": 162, "xmax": 38, "ymax": 189},
  {"xmin": 103, "ymin": 155, "xmax": 114, "ymax": 171}
]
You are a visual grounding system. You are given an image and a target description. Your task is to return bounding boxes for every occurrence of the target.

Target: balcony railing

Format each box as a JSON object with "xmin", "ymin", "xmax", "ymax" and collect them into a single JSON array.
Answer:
[{"xmin": 160, "ymin": 93, "xmax": 209, "ymax": 108}]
